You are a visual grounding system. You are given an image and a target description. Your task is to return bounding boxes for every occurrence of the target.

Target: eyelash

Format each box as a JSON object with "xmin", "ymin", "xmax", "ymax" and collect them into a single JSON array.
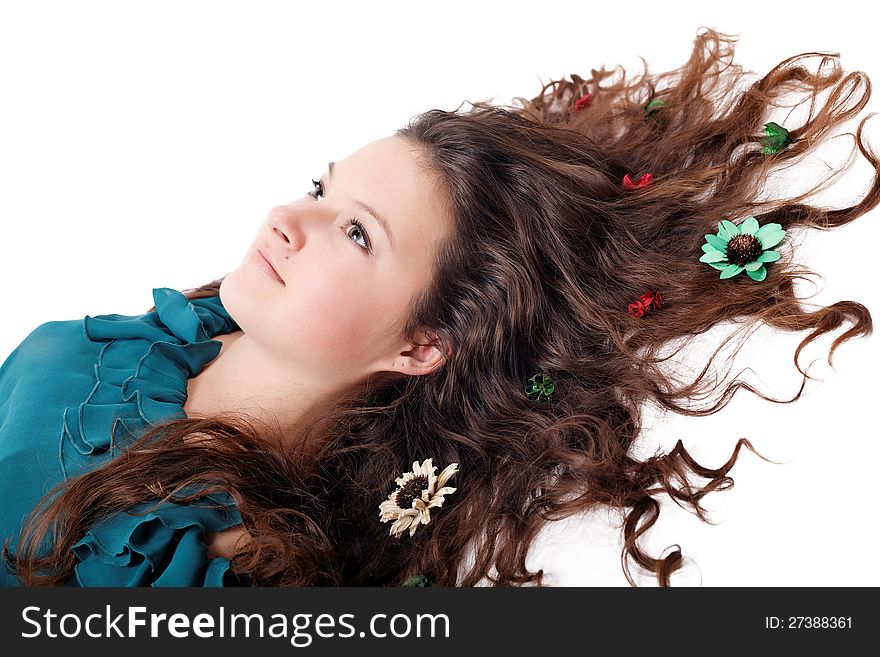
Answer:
[{"xmin": 308, "ymin": 178, "xmax": 372, "ymax": 254}]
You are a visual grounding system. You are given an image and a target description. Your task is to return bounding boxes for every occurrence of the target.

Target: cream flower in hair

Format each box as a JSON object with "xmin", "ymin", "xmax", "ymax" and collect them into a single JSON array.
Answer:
[{"xmin": 379, "ymin": 458, "xmax": 459, "ymax": 538}]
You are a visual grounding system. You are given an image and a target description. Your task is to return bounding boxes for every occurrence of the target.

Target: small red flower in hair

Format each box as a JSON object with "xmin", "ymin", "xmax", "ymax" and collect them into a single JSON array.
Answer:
[
  {"xmin": 628, "ymin": 291, "xmax": 664, "ymax": 318},
  {"xmin": 623, "ymin": 173, "xmax": 653, "ymax": 190},
  {"xmin": 574, "ymin": 93, "xmax": 592, "ymax": 111}
]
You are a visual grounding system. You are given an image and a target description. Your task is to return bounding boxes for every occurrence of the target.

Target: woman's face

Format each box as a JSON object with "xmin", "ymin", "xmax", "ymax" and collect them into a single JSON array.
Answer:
[{"xmin": 220, "ymin": 134, "xmax": 453, "ymax": 381}]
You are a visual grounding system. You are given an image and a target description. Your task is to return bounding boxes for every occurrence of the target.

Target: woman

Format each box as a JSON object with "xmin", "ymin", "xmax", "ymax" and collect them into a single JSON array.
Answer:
[{"xmin": 2, "ymin": 28, "xmax": 877, "ymax": 586}]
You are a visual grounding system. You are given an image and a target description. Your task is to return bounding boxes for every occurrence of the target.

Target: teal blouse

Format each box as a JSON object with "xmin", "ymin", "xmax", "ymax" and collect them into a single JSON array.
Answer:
[{"xmin": 0, "ymin": 287, "xmax": 250, "ymax": 586}]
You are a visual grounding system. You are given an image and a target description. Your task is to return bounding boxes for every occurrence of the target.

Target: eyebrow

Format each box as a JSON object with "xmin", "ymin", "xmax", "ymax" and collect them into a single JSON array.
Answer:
[{"xmin": 328, "ymin": 161, "xmax": 394, "ymax": 250}]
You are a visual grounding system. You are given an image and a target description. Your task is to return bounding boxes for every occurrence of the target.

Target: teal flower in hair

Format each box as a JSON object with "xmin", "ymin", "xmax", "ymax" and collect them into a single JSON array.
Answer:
[{"xmin": 699, "ymin": 216, "xmax": 785, "ymax": 281}]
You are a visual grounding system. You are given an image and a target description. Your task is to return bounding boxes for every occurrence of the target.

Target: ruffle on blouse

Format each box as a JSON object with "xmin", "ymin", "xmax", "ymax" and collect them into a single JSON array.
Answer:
[
  {"xmin": 59, "ymin": 287, "xmax": 240, "ymax": 481},
  {"xmin": 70, "ymin": 490, "xmax": 250, "ymax": 587},
  {"xmin": 58, "ymin": 287, "xmax": 248, "ymax": 587}
]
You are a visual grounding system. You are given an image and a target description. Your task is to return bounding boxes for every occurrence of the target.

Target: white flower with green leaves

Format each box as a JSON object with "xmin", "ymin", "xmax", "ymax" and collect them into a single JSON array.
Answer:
[{"xmin": 699, "ymin": 216, "xmax": 785, "ymax": 281}]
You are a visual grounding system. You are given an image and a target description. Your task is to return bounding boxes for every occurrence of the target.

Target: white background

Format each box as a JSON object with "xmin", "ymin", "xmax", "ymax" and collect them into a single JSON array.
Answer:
[{"xmin": 1, "ymin": 0, "xmax": 877, "ymax": 586}]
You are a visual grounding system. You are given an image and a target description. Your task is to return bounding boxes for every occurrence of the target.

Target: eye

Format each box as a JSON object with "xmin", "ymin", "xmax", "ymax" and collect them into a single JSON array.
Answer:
[
  {"xmin": 308, "ymin": 178, "xmax": 324, "ymax": 199},
  {"xmin": 308, "ymin": 178, "xmax": 372, "ymax": 254},
  {"xmin": 344, "ymin": 217, "xmax": 372, "ymax": 253}
]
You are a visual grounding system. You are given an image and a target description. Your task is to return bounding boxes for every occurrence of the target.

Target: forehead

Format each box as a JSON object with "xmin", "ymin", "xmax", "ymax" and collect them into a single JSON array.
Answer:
[{"xmin": 335, "ymin": 136, "xmax": 451, "ymax": 261}]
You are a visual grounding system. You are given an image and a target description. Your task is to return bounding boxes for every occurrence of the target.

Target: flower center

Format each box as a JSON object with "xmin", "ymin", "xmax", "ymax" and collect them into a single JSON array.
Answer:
[
  {"xmin": 395, "ymin": 475, "xmax": 429, "ymax": 510},
  {"xmin": 726, "ymin": 233, "xmax": 763, "ymax": 266}
]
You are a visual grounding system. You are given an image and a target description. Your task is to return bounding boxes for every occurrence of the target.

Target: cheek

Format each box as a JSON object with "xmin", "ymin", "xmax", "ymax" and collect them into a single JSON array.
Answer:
[{"xmin": 280, "ymin": 272, "xmax": 391, "ymax": 363}]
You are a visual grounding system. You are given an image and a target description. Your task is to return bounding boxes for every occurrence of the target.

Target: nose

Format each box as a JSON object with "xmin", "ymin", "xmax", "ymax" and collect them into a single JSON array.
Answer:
[{"xmin": 267, "ymin": 202, "xmax": 327, "ymax": 252}]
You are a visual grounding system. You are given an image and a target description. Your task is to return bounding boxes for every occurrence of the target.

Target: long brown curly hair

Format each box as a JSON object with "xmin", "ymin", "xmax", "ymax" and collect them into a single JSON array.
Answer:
[{"xmin": 6, "ymin": 28, "xmax": 877, "ymax": 586}]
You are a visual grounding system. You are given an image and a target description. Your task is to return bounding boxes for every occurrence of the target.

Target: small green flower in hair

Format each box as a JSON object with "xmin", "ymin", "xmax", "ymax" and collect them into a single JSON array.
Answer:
[
  {"xmin": 643, "ymin": 98, "xmax": 665, "ymax": 120},
  {"xmin": 760, "ymin": 122, "xmax": 793, "ymax": 155},
  {"xmin": 525, "ymin": 373, "xmax": 555, "ymax": 402},
  {"xmin": 403, "ymin": 574, "xmax": 431, "ymax": 587},
  {"xmin": 699, "ymin": 216, "xmax": 785, "ymax": 281}
]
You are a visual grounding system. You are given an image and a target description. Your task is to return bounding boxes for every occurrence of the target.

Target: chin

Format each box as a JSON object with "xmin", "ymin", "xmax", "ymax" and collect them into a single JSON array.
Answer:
[
  {"xmin": 218, "ymin": 276, "xmax": 230, "ymax": 306},
  {"xmin": 218, "ymin": 265, "xmax": 281, "ymax": 333},
  {"xmin": 217, "ymin": 271, "xmax": 247, "ymax": 321}
]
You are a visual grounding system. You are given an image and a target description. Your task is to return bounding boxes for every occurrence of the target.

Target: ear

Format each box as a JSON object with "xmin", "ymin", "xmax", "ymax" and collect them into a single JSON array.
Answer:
[{"xmin": 389, "ymin": 333, "xmax": 451, "ymax": 376}]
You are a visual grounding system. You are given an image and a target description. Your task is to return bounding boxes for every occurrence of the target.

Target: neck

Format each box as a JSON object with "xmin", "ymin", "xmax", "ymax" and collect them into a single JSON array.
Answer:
[{"xmin": 184, "ymin": 331, "xmax": 323, "ymax": 435}]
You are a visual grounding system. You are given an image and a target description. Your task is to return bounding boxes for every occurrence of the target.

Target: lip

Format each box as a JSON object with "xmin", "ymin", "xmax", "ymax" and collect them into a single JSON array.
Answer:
[{"xmin": 253, "ymin": 249, "xmax": 285, "ymax": 284}]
